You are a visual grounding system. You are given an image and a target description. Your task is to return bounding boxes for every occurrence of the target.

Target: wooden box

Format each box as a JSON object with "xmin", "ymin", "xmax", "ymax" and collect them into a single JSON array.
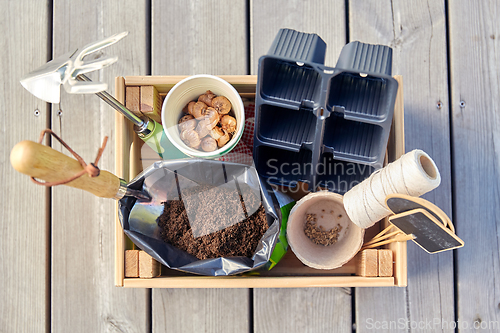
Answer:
[{"xmin": 114, "ymin": 75, "xmax": 406, "ymax": 288}]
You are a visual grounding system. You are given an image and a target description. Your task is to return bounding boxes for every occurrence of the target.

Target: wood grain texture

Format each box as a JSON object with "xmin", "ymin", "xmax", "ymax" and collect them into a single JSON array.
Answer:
[
  {"xmin": 151, "ymin": 2, "xmax": 250, "ymax": 332},
  {"xmin": 140, "ymin": 85, "xmax": 162, "ymax": 123},
  {"xmin": 448, "ymin": 0, "xmax": 500, "ymax": 327},
  {"xmin": 254, "ymin": 288, "xmax": 352, "ymax": 333},
  {"xmin": 349, "ymin": 1, "xmax": 454, "ymax": 331},
  {"xmin": 250, "ymin": 0, "xmax": 347, "ymax": 74},
  {"xmin": 114, "ymin": 76, "xmax": 135, "ymax": 286},
  {"xmin": 138, "ymin": 251, "xmax": 161, "ymax": 278},
  {"xmin": 152, "ymin": 0, "xmax": 248, "ymax": 75},
  {"xmin": 125, "ymin": 86, "xmax": 141, "ymax": 114},
  {"xmin": 51, "ymin": 1, "xmax": 149, "ymax": 332},
  {"xmin": 0, "ymin": 1, "xmax": 49, "ymax": 332},
  {"xmin": 378, "ymin": 249, "xmax": 393, "ymax": 277},
  {"xmin": 125, "ymin": 250, "xmax": 140, "ymax": 278},
  {"xmin": 153, "ymin": 289, "xmax": 250, "ymax": 333},
  {"xmin": 251, "ymin": 2, "xmax": 353, "ymax": 333},
  {"xmin": 356, "ymin": 250, "xmax": 378, "ymax": 277}
]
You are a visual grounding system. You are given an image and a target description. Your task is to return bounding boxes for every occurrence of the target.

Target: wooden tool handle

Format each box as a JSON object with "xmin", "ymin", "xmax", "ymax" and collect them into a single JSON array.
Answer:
[{"xmin": 10, "ymin": 140, "xmax": 121, "ymax": 199}]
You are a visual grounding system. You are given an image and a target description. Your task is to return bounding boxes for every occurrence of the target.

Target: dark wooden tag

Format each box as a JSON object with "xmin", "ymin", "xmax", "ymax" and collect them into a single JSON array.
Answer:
[
  {"xmin": 385, "ymin": 194, "xmax": 464, "ymax": 253},
  {"xmin": 389, "ymin": 208, "xmax": 463, "ymax": 253}
]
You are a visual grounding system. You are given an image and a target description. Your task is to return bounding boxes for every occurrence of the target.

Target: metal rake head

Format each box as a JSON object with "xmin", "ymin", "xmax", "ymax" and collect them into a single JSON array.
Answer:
[{"xmin": 20, "ymin": 31, "xmax": 128, "ymax": 103}]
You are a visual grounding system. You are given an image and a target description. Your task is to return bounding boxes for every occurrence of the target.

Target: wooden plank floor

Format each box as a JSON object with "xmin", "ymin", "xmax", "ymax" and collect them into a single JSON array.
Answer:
[
  {"xmin": 349, "ymin": 2, "xmax": 455, "ymax": 332},
  {"xmin": 2, "ymin": 1, "xmax": 499, "ymax": 332}
]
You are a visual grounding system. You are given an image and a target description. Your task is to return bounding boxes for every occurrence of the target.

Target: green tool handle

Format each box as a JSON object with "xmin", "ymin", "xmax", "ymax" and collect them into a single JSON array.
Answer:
[
  {"xmin": 140, "ymin": 119, "xmax": 188, "ymax": 160},
  {"xmin": 78, "ymin": 74, "xmax": 184, "ymax": 160},
  {"xmin": 141, "ymin": 120, "xmax": 167, "ymax": 159}
]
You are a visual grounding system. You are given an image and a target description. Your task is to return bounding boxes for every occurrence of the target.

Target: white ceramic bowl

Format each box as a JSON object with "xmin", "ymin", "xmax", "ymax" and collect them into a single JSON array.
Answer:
[
  {"xmin": 287, "ymin": 191, "xmax": 364, "ymax": 269},
  {"xmin": 161, "ymin": 75, "xmax": 245, "ymax": 158}
]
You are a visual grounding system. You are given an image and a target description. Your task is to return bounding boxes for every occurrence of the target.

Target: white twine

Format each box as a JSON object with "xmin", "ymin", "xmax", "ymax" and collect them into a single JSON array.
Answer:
[{"xmin": 343, "ymin": 149, "xmax": 441, "ymax": 229}]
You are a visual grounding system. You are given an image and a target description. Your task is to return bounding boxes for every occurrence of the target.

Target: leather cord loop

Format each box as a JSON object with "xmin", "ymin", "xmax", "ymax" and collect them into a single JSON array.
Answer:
[{"xmin": 31, "ymin": 129, "xmax": 108, "ymax": 187}]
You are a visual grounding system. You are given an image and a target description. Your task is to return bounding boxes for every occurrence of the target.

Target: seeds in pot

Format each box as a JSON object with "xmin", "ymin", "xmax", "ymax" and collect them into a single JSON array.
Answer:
[
  {"xmin": 201, "ymin": 137, "xmax": 218, "ymax": 152},
  {"xmin": 303, "ymin": 213, "xmax": 343, "ymax": 246}
]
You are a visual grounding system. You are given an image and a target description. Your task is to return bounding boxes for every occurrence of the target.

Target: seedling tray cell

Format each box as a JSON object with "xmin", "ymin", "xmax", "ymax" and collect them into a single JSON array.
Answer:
[
  {"xmin": 323, "ymin": 114, "xmax": 384, "ymax": 163},
  {"xmin": 260, "ymin": 59, "xmax": 322, "ymax": 107},
  {"xmin": 257, "ymin": 104, "xmax": 317, "ymax": 150},
  {"xmin": 316, "ymin": 154, "xmax": 376, "ymax": 194},
  {"xmin": 254, "ymin": 145, "xmax": 312, "ymax": 187},
  {"xmin": 327, "ymin": 72, "xmax": 394, "ymax": 121}
]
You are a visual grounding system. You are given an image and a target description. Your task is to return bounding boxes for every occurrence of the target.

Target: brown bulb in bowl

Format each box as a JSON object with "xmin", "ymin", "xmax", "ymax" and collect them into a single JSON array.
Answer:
[
  {"xmin": 220, "ymin": 115, "xmax": 237, "ymax": 133},
  {"xmin": 210, "ymin": 126, "xmax": 224, "ymax": 140},
  {"xmin": 204, "ymin": 107, "xmax": 220, "ymax": 129},
  {"xmin": 182, "ymin": 101, "xmax": 196, "ymax": 114},
  {"xmin": 191, "ymin": 101, "xmax": 207, "ymax": 120},
  {"xmin": 180, "ymin": 129, "xmax": 201, "ymax": 149},
  {"xmin": 178, "ymin": 114, "xmax": 196, "ymax": 132},
  {"xmin": 198, "ymin": 90, "xmax": 216, "ymax": 107},
  {"xmin": 212, "ymin": 96, "xmax": 232, "ymax": 115},
  {"xmin": 195, "ymin": 119, "xmax": 211, "ymax": 138},
  {"xmin": 201, "ymin": 137, "xmax": 217, "ymax": 152},
  {"xmin": 217, "ymin": 129, "xmax": 231, "ymax": 148}
]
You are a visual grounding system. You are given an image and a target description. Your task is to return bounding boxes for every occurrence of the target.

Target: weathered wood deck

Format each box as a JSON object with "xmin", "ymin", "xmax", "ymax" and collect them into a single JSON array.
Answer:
[{"xmin": 2, "ymin": 0, "xmax": 499, "ymax": 332}]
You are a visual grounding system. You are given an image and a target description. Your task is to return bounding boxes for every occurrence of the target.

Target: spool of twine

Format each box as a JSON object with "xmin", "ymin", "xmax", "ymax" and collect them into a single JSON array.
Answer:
[{"xmin": 343, "ymin": 149, "xmax": 441, "ymax": 229}]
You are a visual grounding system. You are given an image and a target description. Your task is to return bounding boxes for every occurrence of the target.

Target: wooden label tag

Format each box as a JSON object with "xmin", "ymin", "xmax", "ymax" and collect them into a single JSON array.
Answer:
[{"xmin": 386, "ymin": 194, "xmax": 464, "ymax": 253}]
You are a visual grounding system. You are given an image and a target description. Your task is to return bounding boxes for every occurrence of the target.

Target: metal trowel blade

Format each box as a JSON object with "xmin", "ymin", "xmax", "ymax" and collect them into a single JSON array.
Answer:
[{"xmin": 19, "ymin": 51, "xmax": 77, "ymax": 103}]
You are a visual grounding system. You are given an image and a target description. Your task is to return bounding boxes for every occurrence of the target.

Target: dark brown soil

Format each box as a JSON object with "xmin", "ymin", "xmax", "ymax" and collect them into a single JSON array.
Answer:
[{"xmin": 157, "ymin": 184, "xmax": 268, "ymax": 260}]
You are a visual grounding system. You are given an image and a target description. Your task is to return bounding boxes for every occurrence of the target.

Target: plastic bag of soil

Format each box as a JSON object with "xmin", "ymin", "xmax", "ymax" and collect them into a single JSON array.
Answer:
[{"xmin": 118, "ymin": 159, "xmax": 280, "ymax": 276}]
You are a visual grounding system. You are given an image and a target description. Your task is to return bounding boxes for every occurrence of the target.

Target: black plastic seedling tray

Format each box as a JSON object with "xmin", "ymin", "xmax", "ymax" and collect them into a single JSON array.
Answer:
[{"xmin": 254, "ymin": 29, "xmax": 398, "ymax": 193}]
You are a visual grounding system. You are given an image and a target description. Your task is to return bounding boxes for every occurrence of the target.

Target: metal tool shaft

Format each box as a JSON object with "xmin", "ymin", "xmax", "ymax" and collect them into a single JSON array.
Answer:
[{"xmin": 76, "ymin": 74, "xmax": 144, "ymax": 127}]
